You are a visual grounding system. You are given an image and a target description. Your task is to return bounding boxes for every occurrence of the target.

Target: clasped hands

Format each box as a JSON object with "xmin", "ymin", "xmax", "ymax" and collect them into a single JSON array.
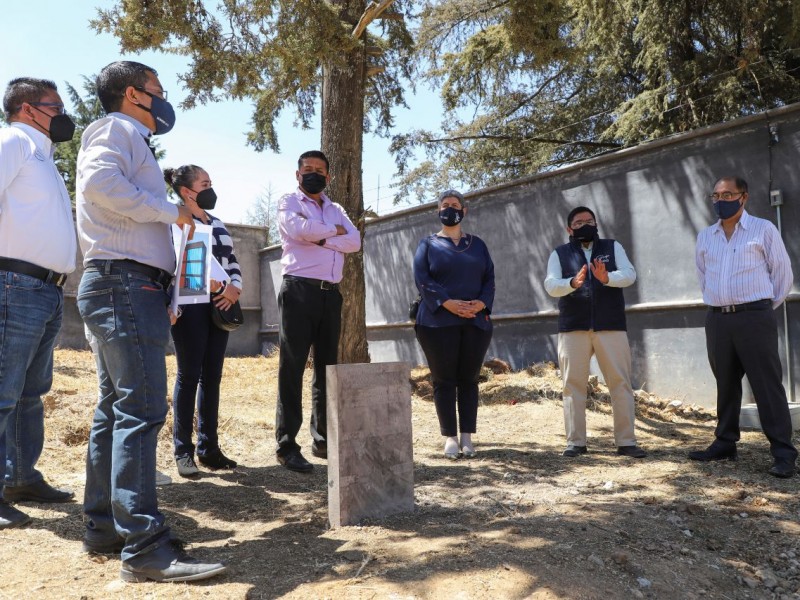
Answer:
[
  {"xmin": 570, "ymin": 259, "xmax": 609, "ymax": 289},
  {"xmin": 443, "ymin": 299, "xmax": 486, "ymax": 319},
  {"xmin": 210, "ymin": 280, "xmax": 241, "ymax": 310}
]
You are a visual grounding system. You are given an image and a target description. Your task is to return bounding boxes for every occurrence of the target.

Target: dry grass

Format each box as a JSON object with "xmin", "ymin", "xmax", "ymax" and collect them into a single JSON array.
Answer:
[{"xmin": 1, "ymin": 348, "xmax": 798, "ymax": 600}]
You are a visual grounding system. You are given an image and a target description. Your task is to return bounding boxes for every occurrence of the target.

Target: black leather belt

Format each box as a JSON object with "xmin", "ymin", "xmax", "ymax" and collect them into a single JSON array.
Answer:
[
  {"xmin": 0, "ymin": 257, "xmax": 68, "ymax": 286},
  {"xmin": 87, "ymin": 259, "xmax": 173, "ymax": 288},
  {"xmin": 711, "ymin": 299, "xmax": 772, "ymax": 313},
  {"xmin": 284, "ymin": 275, "xmax": 339, "ymax": 291}
]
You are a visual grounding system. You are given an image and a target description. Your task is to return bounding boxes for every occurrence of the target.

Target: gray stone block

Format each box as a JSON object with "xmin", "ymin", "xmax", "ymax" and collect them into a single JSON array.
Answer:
[{"xmin": 327, "ymin": 362, "xmax": 414, "ymax": 527}]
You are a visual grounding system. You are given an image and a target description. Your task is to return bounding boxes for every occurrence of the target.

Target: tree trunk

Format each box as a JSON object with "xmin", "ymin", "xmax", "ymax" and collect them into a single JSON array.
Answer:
[{"xmin": 322, "ymin": 0, "xmax": 370, "ymax": 364}]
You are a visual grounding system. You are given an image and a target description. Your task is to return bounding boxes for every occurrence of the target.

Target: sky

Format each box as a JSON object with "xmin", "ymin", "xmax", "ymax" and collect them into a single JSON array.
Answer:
[{"xmin": 0, "ymin": 2, "xmax": 443, "ymax": 224}]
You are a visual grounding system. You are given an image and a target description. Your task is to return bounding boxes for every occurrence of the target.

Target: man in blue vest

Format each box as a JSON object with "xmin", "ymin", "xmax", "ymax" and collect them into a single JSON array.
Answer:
[{"xmin": 544, "ymin": 206, "xmax": 647, "ymax": 458}]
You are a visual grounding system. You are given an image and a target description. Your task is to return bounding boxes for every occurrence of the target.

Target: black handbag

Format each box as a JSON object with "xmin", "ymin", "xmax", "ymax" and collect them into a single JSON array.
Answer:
[
  {"xmin": 408, "ymin": 295, "xmax": 421, "ymax": 320},
  {"xmin": 212, "ymin": 300, "xmax": 244, "ymax": 331}
]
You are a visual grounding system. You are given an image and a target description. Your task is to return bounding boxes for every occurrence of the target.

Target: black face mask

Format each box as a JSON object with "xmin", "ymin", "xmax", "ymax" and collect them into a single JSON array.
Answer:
[
  {"xmin": 300, "ymin": 172, "xmax": 327, "ymax": 195},
  {"xmin": 571, "ymin": 224, "xmax": 598, "ymax": 242},
  {"xmin": 31, "ymin": 106, "xmax": 76, "ymax": 143},
  {"xmin": 195, "ymin": 188, "xmax": 217, "ymax": 210},
  {"xmin": 439, "ymin": 206, "xmax": 464, "ymax": 227},
  {"xmin": 713, "ymin": 199, "xmax": 742, "ymax": 220}
]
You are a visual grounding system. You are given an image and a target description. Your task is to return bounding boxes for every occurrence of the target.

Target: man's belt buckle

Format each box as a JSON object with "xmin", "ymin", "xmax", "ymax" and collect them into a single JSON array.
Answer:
[
  {"xmin": 320, "ymin": 280, "xmax": 334, "ymax": 290},
  {"xmin": 721, "ymin": 305, "xmax": 736, "ymax": 314}
]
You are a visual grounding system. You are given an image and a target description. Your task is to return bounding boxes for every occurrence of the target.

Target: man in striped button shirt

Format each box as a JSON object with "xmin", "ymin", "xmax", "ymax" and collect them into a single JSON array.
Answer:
[{"xmin": 691, "ymin": 175, "xmax": 797, "ymax": 478}]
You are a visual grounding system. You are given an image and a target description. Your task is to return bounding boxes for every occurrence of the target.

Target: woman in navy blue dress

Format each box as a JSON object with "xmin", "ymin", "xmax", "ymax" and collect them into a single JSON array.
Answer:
[{"xmin": 413, "ymin": 190, "xmax": 495, "ymax": 459}]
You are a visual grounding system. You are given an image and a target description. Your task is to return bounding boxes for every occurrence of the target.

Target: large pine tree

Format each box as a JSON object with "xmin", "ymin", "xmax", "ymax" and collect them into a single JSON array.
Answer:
[
  {"xmin": 393, "ymin": 0, "xmax": 800, "ymax": 198},
  {"xmin": 92, "ymin": 0, "xmax": 415, "ymax": 363}
]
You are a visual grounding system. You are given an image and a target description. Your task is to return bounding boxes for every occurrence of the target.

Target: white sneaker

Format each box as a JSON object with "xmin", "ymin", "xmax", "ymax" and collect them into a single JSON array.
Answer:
[
  {"xmin": 444, "ymin": 436, "xmax": 460, "ymax": 460},
  {"xmin": 460, "ymin": 433, "xmax": 476, "ymax": 458},
  {"xmin": 176, "ymin": 456, "xmax": 199, "ymax": 478},
  {"xmin": 155, "ymin": 470, "xmax": 172, "ymax": 486}
]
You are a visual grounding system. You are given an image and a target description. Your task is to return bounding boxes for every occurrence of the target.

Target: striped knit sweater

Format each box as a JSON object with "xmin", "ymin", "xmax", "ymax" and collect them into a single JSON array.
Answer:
[{"xmin": 195, "ymin": 213, "xmax": 243, "ymax": 290}]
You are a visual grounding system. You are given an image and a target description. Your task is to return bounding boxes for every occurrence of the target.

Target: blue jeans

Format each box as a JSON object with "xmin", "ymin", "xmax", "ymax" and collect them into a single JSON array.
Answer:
[
  {"xmin": 171, "ymin": 302, "xmax": 229, "ymax": 458},
  {"xmin": 77, "ymin": 265, "xmax": 172, "ymax": 561},
  {"xmin": 0, "ymin": 271, "xmax": 63, "ymax": 493}
]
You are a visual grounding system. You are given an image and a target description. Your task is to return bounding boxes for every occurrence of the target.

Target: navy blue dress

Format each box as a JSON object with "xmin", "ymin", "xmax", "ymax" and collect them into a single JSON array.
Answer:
[{"xmin": 413, "ymin": 234, "xmax": 495, "ymax": 328}]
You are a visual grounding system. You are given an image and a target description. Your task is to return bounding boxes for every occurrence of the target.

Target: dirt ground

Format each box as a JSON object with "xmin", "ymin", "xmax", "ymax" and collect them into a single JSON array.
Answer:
[{"xmin": 1, "ymin": 349, "xmax": 799, "ymax": 600}]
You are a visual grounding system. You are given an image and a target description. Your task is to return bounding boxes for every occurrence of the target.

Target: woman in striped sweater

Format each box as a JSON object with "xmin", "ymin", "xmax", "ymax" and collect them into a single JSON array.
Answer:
[{"xmin": 164, "ymin": 165, "xmax": 243, "ymax": 477}]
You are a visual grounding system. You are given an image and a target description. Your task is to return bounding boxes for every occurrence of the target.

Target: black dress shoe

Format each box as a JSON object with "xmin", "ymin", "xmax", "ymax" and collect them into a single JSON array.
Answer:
[
  {"xmin": 768, "ymin": 460, "xmax": 797, "ymax": 479},
  {"xmin": 120, "ymin": 541, "xmax": 227, "ymax": 583},
  {"xmin": 3, "ymin": 480, "xmax": 75, "ymax": 503},
  {"xmin": 617, "ymin": 445, "xmax": 647, "ymax": 458},
  {"xmin": 198, "ymin": 449, "xmax": 237, "ymax": 470},
  {"xmin": 311, "ymin": 441, "xmax": 327, "ymax": 459},
  {"xmin": 277, "ymin": 451, "xmax": 314, "ymax": 473},
  {"xmin": 0, "ymin": 499, "xmax": 31, "ymax": 529},
  {"xmin": 688, "ymin": 444, "xmax": 737, "ymax": 462},
  {"xmin": 562, "ymin": 445, "xmax": 587, "ymax": 457},
  {"xmin": 83, "ymin": 535, "xmax": 126, "ymax": 554}
]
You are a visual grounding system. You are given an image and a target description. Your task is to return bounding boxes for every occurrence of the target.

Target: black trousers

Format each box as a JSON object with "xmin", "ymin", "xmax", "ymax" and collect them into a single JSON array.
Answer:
[
  {"xmin": 705, "ymin": 306, "xmax": 797, "ymax": 462},
  {"xmin": 171, "ymin": 303, "xmax": 229, "ymax": 458},
  {"xmin": 415, "ymin": 324, "xmax": 493, "ymax": 436},
  {"xmin": 275, "ymin": 277, "xmax": 342, "ymax": 456}
]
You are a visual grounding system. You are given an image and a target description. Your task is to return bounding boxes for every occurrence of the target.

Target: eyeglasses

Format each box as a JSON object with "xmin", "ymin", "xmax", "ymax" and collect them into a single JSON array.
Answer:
[
  {"xmin": 134, "ymin": 87, "xmax": 168, "ymax": 101},
  {"xmin": 29, "ymin": 102, "xmax": 67, "ymax": 115},
  {"xmin": 709, "ymin": 192, "xmax": 744, "ymax": 201},
  {"xmin": 571, "ymin": 219, "xmax": 596, "ymax": 228}
]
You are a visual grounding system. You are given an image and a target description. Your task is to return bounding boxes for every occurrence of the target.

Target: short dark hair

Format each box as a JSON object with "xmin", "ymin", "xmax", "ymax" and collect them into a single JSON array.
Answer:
[
  {"xmin": 567, "ymin": 206, "xmax": 596, "ymax": 227},
  {"xmin": 437, "ymin": 189, "xmax": 465, "ymax": 206},
  {"xmin": 3, "ymin": 78, "xmax": 58, "ymax": 119},
  {"xmin": 164, "ymin": 165, "xmax": 205, "ymax": 197},
  {"xmin": 714, "ymin": 176, "xmax": 748, "ymax": 194},
  {"xmin": 298, "ymin": 150, "xmax": 329, "ymax": 171},
  {"xmin": 96, "ymin": 61, "xmax": 156, "ymax": 114}
]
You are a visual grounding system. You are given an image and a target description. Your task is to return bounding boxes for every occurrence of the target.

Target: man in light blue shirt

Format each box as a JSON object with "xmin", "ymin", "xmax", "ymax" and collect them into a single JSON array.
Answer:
[
  {"xmin": 691, "ymin": 176, "xmax": 796, "ymax": 478},
  {"xmin": 76, "ymin": 61, "xmax": 225, "ymax": 583}
]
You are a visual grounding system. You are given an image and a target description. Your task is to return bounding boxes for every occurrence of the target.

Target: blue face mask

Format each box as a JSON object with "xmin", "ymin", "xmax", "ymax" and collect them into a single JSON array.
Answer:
[
  {"xmin": 713, "ymin": 199, "xmax": 742, "ymax": 220},
  {"xmin": 137, "ymin": 91, "xmax": 176, "ymax": 135}
]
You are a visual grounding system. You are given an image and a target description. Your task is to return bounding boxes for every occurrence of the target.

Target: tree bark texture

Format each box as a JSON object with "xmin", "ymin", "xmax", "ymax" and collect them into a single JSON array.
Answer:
[{"xmin": 322, "ymin": 0, "xmax": 370, "ymax": 364}]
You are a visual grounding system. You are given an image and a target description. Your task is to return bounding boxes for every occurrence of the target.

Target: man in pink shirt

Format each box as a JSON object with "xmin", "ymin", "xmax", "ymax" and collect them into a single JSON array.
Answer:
[{"xmin": 275, "ymin": 150, "xmax": 361, "ymax": 472}]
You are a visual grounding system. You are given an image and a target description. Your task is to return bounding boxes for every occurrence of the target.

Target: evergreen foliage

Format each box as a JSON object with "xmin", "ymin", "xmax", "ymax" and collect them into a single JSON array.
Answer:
[
  {"xmin": 393, "ymin": 0, "xmax": 800, "ymax": 200},
  {"xmin": 91, "ymin": 1, "xmax": 414, "ymax": 151}
]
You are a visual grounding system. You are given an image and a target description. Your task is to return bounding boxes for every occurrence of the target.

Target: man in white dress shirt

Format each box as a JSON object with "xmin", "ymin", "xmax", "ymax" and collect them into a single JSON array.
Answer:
[
  {"xmin": 691, "ymin": 176, "xmax": 797, "ymax": 478},
  {"xmin": 544, "ymin": 206, "xmax": 647, "ymax": 459},
  {"xmin": 0, "ymin": 78, "xmax": 77, "ymax": 528}
]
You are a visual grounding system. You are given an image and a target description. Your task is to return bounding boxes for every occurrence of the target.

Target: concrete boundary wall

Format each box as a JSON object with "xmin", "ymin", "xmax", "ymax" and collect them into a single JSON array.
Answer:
[{"xmin": 261, "ymin": 103, "xmax": 800, "ymax": 407}]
